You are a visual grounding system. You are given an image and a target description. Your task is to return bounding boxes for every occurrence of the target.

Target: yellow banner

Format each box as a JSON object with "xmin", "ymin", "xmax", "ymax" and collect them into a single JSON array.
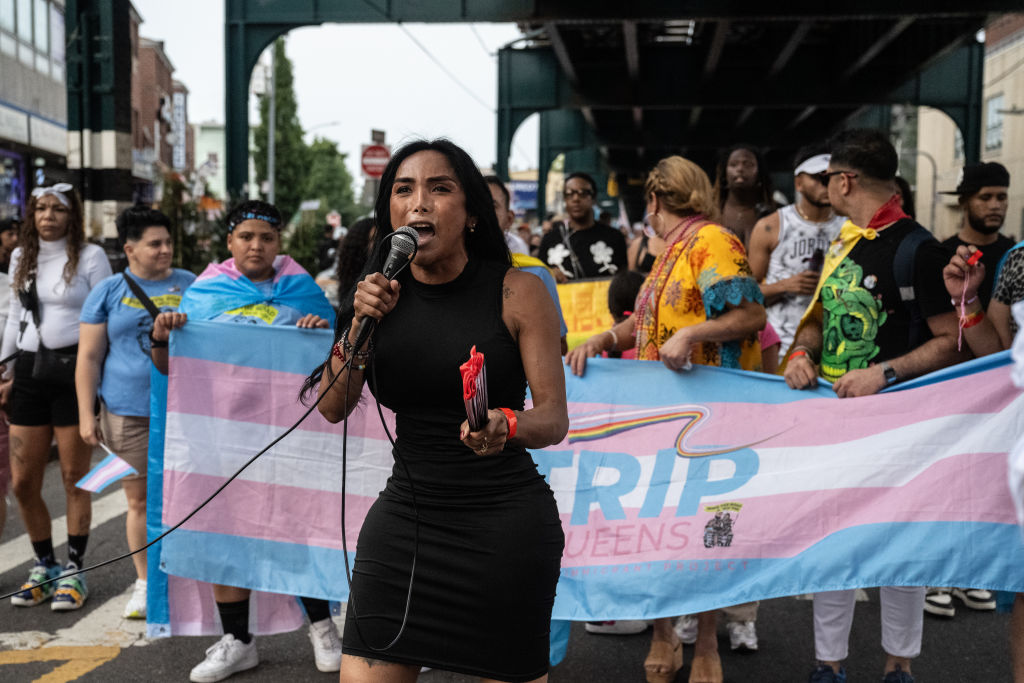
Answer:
[{"xmin": 556, "ymin": 278, "xmax": 614, "ymax": 350}]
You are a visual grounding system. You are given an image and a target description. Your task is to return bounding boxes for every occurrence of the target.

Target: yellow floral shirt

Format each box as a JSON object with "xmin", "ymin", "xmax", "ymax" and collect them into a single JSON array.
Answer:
[{"xmin": 634, "ymin": 223, "xmax": 763, "ymax": 370}]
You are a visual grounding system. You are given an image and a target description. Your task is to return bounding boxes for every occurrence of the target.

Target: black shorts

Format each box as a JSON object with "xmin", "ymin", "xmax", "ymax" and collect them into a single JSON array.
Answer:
[{"xmin": 9, "ymin": 350, "xmax": 81, "ymax": 427}]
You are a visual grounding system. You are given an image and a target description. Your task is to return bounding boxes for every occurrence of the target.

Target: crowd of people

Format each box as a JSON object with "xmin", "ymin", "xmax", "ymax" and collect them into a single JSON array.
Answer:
[{"xmin": 0, "ymin": 127, "xmax": 1020, "ymax": 683}]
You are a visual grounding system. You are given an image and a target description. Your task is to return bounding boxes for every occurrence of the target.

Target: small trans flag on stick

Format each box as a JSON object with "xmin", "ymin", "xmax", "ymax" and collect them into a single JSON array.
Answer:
[{"xmin": 76, "ymin": 443, "xmax": 138, "ymax": 493}]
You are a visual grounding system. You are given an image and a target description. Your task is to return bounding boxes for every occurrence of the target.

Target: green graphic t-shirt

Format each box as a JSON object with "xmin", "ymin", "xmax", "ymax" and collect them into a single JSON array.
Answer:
[{"xmin": 818, "ymin": 219, "xmax": 951, "ymax": 383}]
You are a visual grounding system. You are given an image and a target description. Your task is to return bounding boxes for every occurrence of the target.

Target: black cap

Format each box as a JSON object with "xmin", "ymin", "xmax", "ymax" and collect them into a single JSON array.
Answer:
[{"xmin": 941, "ymin": 162, "xmax": 1011, "ymax": 196}]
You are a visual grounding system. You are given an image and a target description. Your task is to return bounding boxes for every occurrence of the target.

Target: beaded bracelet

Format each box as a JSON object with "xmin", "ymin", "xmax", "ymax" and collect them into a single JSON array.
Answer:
[
  {"xmin": 330, "ymin": 341, "xmax": 367, "ymax": 372},
  {"xmin": 339, "ymin": 325, "xmax": 373, "ymax": 359}
]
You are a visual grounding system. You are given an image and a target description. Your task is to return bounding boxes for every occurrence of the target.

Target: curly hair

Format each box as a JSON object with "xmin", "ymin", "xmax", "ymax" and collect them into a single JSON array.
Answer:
[
  {"xmin": 14, "ymin": 186, "xmax": 87, "ymax": 292},
  {"xmin": 711, "ymin": 144, "xmax": 777, "ymax": 215},
  {"xmin": 644, "ymin": 155, "xmax": 719, "ymax": 220}
]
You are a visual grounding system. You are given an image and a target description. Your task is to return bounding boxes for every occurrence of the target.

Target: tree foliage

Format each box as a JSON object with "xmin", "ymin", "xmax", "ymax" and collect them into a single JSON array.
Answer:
[
  {"xmin": 252, "ymin": 38, "xmax": 367, "ymax": 271},
  {"xmin": 303, "ymin": 137, "xmax": 362, "ymax": 226},
  {"xmin": 252, "ymin": 38, "xmax": 308, "ymax": 224}
]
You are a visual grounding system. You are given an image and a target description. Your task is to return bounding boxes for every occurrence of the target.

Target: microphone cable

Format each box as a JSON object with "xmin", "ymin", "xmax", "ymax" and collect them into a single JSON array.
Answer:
[{"xmin": 334, "ymin": 335, "xmax": 420, "ymax": 653}]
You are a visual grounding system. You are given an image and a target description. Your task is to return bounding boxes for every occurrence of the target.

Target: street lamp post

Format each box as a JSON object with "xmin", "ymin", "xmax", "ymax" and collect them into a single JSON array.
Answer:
[{"xmin": 267, "ymin": 47, "xmax": 276, "ymax": 205}]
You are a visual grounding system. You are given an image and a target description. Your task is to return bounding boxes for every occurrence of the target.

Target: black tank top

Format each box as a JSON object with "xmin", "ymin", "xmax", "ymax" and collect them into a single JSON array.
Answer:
[{"xmin": 368, "ymin": 258, "xmax": 543, "ymax": 501}]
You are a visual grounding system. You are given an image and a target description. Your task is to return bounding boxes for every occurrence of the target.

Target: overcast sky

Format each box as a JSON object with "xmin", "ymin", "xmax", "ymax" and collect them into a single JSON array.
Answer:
[{"xmin": 130, "ymin": 0, "xmax": 539, "ymax": 183}]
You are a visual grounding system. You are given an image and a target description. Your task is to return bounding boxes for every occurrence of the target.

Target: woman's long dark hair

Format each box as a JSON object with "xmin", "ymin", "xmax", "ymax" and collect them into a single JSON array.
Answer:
[
  {"xmin": 334, "ymin": 217, "xmax": 375, "ymax": 302},
  {"xmin": 14, "ymin": 187, "xmax": 86, "ymax": 291},
  {"xmin": 301, "ymin": 138, "xmax": 510, "ymax": 401}
]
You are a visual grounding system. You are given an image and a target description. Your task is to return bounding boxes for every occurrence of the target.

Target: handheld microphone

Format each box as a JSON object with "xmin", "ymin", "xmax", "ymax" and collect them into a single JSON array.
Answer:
[{"xmin": 351, "ymin": 226, "xmax": 419, "ymax": 350}]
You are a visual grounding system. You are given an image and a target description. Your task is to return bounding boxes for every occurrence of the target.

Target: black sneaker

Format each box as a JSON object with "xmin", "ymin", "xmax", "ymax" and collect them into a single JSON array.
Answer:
[
  {"xmin": 882, "ymin": 664, "xmax": 914, "ymax": 683},
  {"xmin": 809, "ymin": 664, "xmax": 847, "ymax": 683}
]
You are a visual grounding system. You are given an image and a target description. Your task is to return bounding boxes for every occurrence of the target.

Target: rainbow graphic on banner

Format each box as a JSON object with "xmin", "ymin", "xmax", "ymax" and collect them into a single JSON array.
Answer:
[{"xmin": 568, "ymin": 407, "xmax": 704, "ymax": 443}]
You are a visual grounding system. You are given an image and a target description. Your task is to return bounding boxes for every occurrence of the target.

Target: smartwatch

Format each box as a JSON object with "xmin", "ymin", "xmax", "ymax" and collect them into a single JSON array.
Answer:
[{"xmin": 880, "ymin": 361, "xmax": 898, "ymax": 386}]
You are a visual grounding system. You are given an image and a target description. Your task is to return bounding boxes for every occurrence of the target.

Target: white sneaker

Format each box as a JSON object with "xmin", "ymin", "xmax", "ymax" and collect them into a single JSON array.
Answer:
[
  {"xmin": 726, "ymin": 620, "xmax": 758, "ymax": 651},
  {"xmin": 308, "ymin": 618, "xmax": 342, "ymax": 672},
  {"xmin": 189, "ymin": 634, "xmax": 259, "ymax": 682},
  {"xmin": 584, "ymin": 620, "xmax": 648, "ymax": 635},
  {"xmin": 674, "ymin": 615, "xmax": 698, "ymax": 645},
  {"xmin": 123, "ymin": 579, "xmax": 147, "ymax": 619},
  {"xmin": 952, "ymin": 587, "xmax": 997, "ymax": 611}
]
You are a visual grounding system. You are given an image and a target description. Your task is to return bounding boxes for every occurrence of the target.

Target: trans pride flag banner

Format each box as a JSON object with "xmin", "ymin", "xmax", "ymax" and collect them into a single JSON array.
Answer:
[{"xmin": 147, "ymin": 322, "xmax": 1024, "ymax": 655}]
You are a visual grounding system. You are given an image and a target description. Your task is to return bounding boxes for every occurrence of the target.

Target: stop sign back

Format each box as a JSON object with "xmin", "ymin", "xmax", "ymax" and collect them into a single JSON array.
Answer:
[{"xmin": 361, "ymin": 144, "xmax": 391, "ymax": 179}]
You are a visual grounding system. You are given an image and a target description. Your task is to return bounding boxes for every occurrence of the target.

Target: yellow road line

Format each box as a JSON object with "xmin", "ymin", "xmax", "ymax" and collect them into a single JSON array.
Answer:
[{"xmin": 0, "ymin": 645, "xmax": 119, "ymax": 682}]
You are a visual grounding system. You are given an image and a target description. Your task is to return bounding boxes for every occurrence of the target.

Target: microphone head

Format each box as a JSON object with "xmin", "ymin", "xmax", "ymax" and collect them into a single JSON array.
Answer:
[{"xmin": 392, "ymin": 226, "xmax": 419, "ymax": 258}]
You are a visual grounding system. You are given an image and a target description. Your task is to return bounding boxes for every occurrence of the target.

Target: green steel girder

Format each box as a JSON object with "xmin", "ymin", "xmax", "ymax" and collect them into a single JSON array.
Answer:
[
  {"xmin": 536, "ymin": 109, "xmax": 600, "ymax": 220},
  {"xmin": 225, "ymin": 1, "xmax": 1005, "ymax": 198},
  {"xmin": 66, "ymin": 0, "xmax": 132, "ymax": 133}
]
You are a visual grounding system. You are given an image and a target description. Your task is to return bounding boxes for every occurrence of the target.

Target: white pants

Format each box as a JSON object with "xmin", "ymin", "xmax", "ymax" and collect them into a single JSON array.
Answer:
[{"xmin": 813, "ymin": 587, "xmax": 925, "ymax": 662}]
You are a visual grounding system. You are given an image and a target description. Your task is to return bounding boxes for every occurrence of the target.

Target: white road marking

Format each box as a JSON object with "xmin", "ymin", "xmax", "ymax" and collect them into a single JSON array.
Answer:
[
  {"xmin": 0, "ymin": 490, "xmax": 127, "ymax": 575},
  {"xmin": 0, "ymin": 585, "xmax": 148, "ymax": 651}
]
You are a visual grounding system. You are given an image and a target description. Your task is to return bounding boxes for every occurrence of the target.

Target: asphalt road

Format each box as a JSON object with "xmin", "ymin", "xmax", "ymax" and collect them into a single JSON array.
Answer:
[{"xmin": 0, "ymin": 451, "xmax": 1013, "ymax": 682}]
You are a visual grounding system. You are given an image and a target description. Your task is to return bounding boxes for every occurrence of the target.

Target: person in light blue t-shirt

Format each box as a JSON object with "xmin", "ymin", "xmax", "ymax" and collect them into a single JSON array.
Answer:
[{"xmin": 75, "ymin": 206, "xmax": 195, "ymax": 621}]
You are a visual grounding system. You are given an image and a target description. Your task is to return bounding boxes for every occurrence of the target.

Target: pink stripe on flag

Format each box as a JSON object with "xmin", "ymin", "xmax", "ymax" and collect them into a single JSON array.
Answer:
[
  {"xmin": 77, "ymin": 457, "xmax": 134, "ymax": 492},
  {"xmin": 162, "ymin": 470, "xmax": 376, "ymax": 548},
  {"xmin": 556, "ymin": 451, "xmax": 1016, "ymax": 567},
  {"xmin": 194, "ymin": 261, "xmax": 242, "ymax": 282},
  {"xmin": 166, "ymin": 574, "xmax": 305, "ymax": 636},
  {"xmin": 167, "ymin": 357, "xmax": 394, "ymax": 439}
]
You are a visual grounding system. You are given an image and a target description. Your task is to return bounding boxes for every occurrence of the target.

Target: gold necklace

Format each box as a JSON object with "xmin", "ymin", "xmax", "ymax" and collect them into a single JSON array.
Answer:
[{"xmin": 795, "ymin": 202, "xmax": 832, "ymax": 223}]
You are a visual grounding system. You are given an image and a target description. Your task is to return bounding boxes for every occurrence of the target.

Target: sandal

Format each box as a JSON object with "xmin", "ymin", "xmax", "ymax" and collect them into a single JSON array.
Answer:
[
  {"xmin": 644, "ymin": 638, "xmax": 683, "ymax": 683},
  {"xmin": 688, "ymin": 651, "xmax": 723, "ymax": 683}
]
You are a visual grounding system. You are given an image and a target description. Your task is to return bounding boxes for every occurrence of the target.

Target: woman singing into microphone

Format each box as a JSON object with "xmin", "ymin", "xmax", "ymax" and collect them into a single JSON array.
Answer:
[{"xmin": 308, "ymin": 139, "xmax": 568, "ymax": 683}]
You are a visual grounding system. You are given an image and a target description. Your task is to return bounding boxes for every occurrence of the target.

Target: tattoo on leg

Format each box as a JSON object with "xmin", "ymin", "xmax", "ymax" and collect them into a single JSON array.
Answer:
[
  {"xmin": 10, "ymin": 435, "xmax": 23, "ymax": 464},
  {"xmin": 359, "ymin": 656, "xmax": 391, "ymax": 668},
  {"xmin": 503, "ymin": 286, "xmax": 512, "ymax": 300}
]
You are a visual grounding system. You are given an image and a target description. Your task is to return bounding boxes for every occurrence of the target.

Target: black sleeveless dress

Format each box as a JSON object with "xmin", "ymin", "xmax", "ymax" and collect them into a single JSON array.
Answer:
[{"xmin": 341, "ymin": 258, "xmax": 565, "ymax": 682}]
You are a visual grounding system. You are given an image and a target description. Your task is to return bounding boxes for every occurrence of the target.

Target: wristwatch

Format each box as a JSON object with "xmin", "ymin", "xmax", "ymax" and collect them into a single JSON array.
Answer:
[{"xmin": 880, "ymin": 361, "xmax": 898, "ymax": 386}]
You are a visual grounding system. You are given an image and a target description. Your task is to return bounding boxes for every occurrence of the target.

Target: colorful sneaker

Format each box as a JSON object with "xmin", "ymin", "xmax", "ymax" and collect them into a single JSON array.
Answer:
[
  {"xmin": 308, "ymin": 617, "xmax": 342, "ymax": 672},
  {"xmin": 952, "ymin": 587, "xmax": 996, "ymax": 610},
  {"xmin": 809, "ymin": 664, "xmax": 847, "ymax": 683},
  {"xmin": 51, "ymin": 564, "xmax": 88, "ymax": 611},
  {"xmin": 123, "ymin": 578, "xmax": 147, "ymax": 619},
  {"xmin": 882, "ymin": 664, "xmax": 915, "ymax": 683},
  {"xmin": 924, "ymin": 587, "xmax": 955, "ymax": 617},
  {"xmin": 10, "ymin": 559, "xmax": 62, "ymax": 607},
  {"xmin": 726, "ymin": 620, "xmax": 758, "ymax": 651},
  {"xmin": 674, "ymin": 614, "xmax": 698, "ymax": 645},
  {"xmin": 584, "ymin": 620, "xmax": 648, "ymax": 634},
  {"xmin": 189, "ymin": 634, "xmax": 259, "ymax": 682}
]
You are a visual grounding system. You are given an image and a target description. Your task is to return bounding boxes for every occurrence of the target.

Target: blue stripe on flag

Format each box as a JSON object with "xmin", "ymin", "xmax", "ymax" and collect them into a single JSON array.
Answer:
[
  {"xmin": 170, "ymin": 321, "xmax": 333, "ymax": 375},
  {"xmin": 160, "ymin": 529, "xmax": 355, "ymax": 602},
  {"xmin": 550, "ymin": 521, "xmax": 1024, "ymax": 620},
  {"xmin": 76, "ymin": 453, "xmax": 137, "ymax": 492}
]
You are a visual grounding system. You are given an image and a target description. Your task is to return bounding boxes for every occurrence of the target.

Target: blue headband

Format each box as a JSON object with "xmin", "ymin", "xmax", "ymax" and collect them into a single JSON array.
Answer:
[{"xmin": 228, "ymin": 210, "xmax": 281, "ymax": 232}]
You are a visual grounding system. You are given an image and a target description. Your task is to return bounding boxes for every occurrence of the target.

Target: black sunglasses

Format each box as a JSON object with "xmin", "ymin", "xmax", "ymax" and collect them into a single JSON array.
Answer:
[{"xmin": 820, "ymin": 170, "xmax": 858, "ymax": 185}]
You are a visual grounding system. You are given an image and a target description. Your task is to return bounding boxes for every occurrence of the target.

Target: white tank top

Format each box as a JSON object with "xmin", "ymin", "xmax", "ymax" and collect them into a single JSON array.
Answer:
[{"xmin": 764, "ymin": 205, "xmax": 844, "ymax": 356}]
